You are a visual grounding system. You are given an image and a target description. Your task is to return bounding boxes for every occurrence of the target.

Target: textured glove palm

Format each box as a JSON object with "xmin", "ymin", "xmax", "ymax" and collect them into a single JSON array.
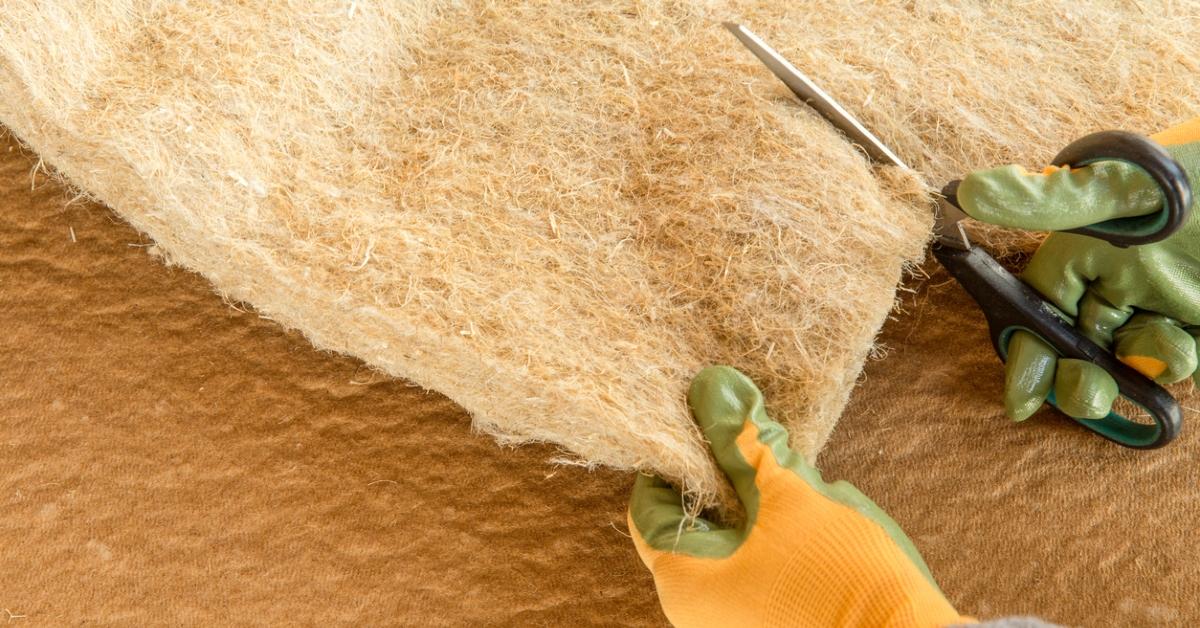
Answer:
[{"xmin": 957, "ymin": 119, "xmax": 1200, "ymax": 420}]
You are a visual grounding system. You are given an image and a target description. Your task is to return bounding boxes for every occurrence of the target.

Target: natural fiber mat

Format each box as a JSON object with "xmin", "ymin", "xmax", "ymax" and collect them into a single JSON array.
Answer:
[
  {"xmin": 6, "ymin": 3, "xmax": 1200, "ymax": 507},
  {"xmin": 0, "ymin": 1, "xmax": 936, "ymax": 509},
  {"xmin": 4, "ymin": 132, "xmax": 1196, "ymax": 626}
]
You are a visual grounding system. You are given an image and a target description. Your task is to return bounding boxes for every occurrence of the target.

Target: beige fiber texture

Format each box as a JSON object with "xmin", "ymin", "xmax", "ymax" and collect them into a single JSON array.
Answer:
[
  {"xmin": 6, "ymin": 138, "xmax": 1199, "ymax": 624},
  {"xmin": 2, "ymin": 0, "xmax": 1198, "ymax": 507}
]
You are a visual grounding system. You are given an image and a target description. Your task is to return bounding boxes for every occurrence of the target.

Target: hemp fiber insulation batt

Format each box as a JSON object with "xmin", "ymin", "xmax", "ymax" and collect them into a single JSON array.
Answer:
[{"xmin": 1, "ymin": 1, "xmax": 1197, "ymax": 507}]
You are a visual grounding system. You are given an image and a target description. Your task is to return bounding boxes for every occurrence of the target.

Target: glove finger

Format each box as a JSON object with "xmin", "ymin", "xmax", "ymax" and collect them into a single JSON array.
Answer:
[
  {"xmin": 627, "ymin": 472, "xmax": 741, "ymax": 559},
  {"xmin": 1004, "ymin": 330, "xmax": 1056, "ymax": 422},
  {"xmin": 1075, "ymin": 289, "xmax": 1134, "ymax": 348},
  {"xmin": 688, "ymin": 366, "xmax": 865, "ymax": 524},
  {"xmin": 686, "ymin": 366, "xmax": 794, "ymax": 520},
  {"xmin": 1020, "ymin": 235, "xmax": 1092, "ymax": 317},
  {"xmin": 1114, "ymin": 314, "xmax": 1199, "ymax": 384},
  {"xmin": 955, "ymin": 161, "xmax": 1159, "ymax": 231},
  {"xmin": 688, "ymin": 366, "xmax": 941, "ymax": 588},
  {"xmin": 1053, "ymin": 359, "xmax": 1119, "ymax": 420}
]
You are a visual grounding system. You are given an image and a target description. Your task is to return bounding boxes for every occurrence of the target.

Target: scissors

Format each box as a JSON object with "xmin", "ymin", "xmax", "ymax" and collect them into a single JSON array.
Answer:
[{"xmin": 725, "ymin": 23, "xmax": 1193, "ymax": 448}]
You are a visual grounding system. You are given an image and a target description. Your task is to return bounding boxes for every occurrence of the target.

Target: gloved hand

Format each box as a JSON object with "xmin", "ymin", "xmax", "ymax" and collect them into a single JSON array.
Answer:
[
  {"xmin": 628, "ymin": 366, "xmax": 971, "ymax": 627},
  {"xmin": 956, "ymin": 119, "xmax": 1200, "ymax": 420}
]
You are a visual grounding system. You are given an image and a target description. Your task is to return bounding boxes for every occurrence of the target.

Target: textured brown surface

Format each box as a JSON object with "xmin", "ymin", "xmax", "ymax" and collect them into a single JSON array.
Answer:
[
  {"xmin": 3, "ymin": 129, "xmax": 1198, "ymax": 626},
  {"xmin": 826, "ymin": 276, "xmax": 1200, "ymax": 627},
  {"xmin": 0, "ymin": 135, "xmax": 665, "ymax": 626}
]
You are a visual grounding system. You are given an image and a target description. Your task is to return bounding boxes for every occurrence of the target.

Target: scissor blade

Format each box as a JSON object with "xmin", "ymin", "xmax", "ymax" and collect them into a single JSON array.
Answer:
[
  {"xmin": 724, "ymin": 23, "xmax": 971, "ymax": 246},
  {"xmin": 723, "ymin": 22, "xmax": 909, "ymax": 171}
]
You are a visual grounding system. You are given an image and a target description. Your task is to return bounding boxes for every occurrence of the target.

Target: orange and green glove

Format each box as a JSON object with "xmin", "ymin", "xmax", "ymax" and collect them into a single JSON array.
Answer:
[
  {"xmin": 628, "ymin": 366, "xmax": 971, "ymax": 628},
  {"xmin": 956, "ymin": 119, "xmax": 1200, "ymax": 420}
]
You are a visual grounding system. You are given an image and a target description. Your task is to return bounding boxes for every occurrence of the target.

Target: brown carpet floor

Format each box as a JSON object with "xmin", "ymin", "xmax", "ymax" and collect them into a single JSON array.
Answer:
[{"xmin": 2, "ymin": 131, "xmax": 1196, "ymax": 626}]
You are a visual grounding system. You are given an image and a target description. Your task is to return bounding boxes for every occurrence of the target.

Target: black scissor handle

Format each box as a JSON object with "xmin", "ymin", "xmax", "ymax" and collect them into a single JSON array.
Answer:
[
  {"xmin": 1052, "ymin": 130, "xmax": 1192, "ymax": 247},
  {"xmin": 932, "ymin": 242, "xmax": 1181, "ymax": 449}
]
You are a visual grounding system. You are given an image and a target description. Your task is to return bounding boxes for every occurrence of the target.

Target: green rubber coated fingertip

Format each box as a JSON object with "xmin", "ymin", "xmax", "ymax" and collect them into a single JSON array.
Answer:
[
  {"xmin": 687, "ymin": 366, "xmax": 760, "ymax": 433},
  {"xmin": 1115, "ymin": 317, "xmax": 1198, "ymax": 384},
  {"xmin": 1003, "ymin": 331, "xmax": 1056, "ymax": 422},
  {"xmin": 1054, "ymin": 359, "xmax": 1119, "ymax": 420}
]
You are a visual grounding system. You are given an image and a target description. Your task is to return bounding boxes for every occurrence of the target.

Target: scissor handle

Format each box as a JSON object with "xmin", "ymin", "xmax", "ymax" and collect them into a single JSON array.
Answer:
[
  {"xmin": 1053, "ymin": 130, "xmax": 1192, "ymax": 247},
  {"xmin": 932, "ymin": 242, "xmax": 1182, "ymax": 449}
]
